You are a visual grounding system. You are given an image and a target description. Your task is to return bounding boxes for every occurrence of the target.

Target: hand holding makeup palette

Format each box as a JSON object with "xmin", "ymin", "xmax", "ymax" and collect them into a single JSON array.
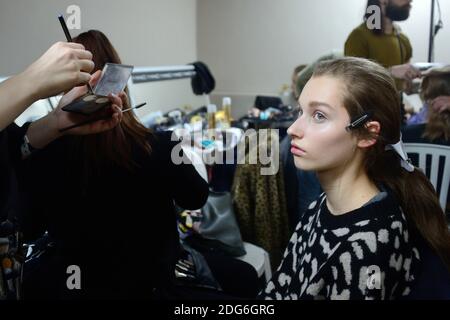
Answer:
[{"xmin": 62, "ymin": 63, "xmax": 134, "ymax": 115}]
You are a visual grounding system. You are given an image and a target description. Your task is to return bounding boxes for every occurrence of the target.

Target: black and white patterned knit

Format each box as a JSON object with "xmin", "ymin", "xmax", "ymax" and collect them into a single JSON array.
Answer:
[{"xmin": 261, "ymin": 190, "xmax": 421, "ymax": 300}]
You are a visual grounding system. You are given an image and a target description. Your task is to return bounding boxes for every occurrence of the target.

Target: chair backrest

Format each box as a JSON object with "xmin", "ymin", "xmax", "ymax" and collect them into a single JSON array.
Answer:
[{"xmin": 403, "ymin": 143, "xmax": 450, "ymax": 210}]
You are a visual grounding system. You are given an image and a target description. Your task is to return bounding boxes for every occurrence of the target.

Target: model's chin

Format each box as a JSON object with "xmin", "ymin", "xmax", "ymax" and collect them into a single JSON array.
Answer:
[{"xmin": 293, "ymin": 156, "xmax": 315, "ymax": 171}]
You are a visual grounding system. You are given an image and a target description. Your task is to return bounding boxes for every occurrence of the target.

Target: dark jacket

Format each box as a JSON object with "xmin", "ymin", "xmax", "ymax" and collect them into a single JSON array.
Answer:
[
  {"xmin": 0, "ymin": 124, "xmax": 28, "ymax": 225},
  {"xmin": 18, "ymin": 131, "xmax": 209, "ymax": 299}
]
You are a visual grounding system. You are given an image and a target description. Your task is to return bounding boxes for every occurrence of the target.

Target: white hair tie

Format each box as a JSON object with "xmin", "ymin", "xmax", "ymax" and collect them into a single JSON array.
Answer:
[{"xmin": 385, "ymin": 134, "xmax": 414, "ymax": 173}]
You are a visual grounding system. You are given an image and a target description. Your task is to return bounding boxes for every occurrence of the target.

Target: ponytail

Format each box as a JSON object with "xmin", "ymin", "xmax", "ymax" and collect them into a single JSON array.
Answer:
[{"xmin": 369, "ymin": 150, "xmax": 450, "ymax": 272}]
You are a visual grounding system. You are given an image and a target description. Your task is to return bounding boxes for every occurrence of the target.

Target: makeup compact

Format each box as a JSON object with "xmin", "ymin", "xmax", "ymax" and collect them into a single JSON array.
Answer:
[{"xmin": 62, "ymin": 63, "xmax": 134, "ymax": 115}]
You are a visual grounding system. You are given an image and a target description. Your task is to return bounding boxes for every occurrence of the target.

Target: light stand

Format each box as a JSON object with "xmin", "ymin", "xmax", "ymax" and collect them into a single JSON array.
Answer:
[
  {"xmin": 428, "ymin": 0, "xmax": 436, "ymax": 62},
  {"xmin": 428, "ymin": 0, "xmax": 444, "ymax": 62}
]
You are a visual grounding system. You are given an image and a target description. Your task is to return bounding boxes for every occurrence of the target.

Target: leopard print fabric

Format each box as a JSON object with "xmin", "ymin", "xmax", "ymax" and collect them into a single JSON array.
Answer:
[
  {"xmin": 232, "ymin": 131, "xmax": 290, "ymax": 268},
  {"xmin": 261, "ymin": 191, "xmax": 420, "ymax": 300}
]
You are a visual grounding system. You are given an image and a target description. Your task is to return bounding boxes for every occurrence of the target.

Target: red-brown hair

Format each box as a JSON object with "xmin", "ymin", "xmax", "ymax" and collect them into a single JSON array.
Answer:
[{"xmin": 72, "ymin": 30, "xmax": 151, "ymax": 175}]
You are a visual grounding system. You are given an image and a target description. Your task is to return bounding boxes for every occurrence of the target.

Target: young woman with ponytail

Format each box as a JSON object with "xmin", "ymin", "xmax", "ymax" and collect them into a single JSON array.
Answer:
[{"xmin": 261, "ymin": 57, "xmax": 450, "ymax": 300}]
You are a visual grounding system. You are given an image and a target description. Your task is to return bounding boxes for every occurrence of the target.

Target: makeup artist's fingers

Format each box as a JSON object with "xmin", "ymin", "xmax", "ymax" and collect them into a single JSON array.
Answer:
[
  {"xmin": 76, "ymin": 72, "xmax": 92, "ymax": 87},
  {"xmin": 73, "ymin": 49, "xmax": 93, "ymax": 61},
  {"xmin": 118, "ymin": 91, "xmax": 129, "ymax": 106},
  {"xmin": 74, "ymin": 61, "xmax": 96, "ymax": 87},
  {"xmin": 59, "ymin": 104, "xmax": 123, "ymax": 136},
  {"xmin": 110, "ymin": 105, "xmax": 123, "ymax": 122},
  {"xmin": 119, "ymin": 91, "xmax": 128, "ymax": 99},
  {"xmin": 88, "ymin": 105, "xmax": 122, "ymax": 134},
  {"xmin": 88, "ymin": 70, "xmax": 102, "ymax": 88},
  {"xmin": 109, "ymin": 105, "xmax": 123, "ymax": 126},
  {"xmin": 64, "ymin": 42, "xmax": 86, "ymax": 50},
  {"xmin": 56, "ymin": 85, "xmax": 88, "ymax": 110},
  {"xmin": 390, "ymin": 64, "xmax": 421, "ymax": 81},
  {"xmin": 77, "ymin": 59, "xmax": 95, "ymax": 74},
  {"xmin": 23, "ymin": 42, "xmax": 95, "ymax": 99},
  {"xmin": 108, "ymin": 93, "xmax": 124, "ymax": 110}
]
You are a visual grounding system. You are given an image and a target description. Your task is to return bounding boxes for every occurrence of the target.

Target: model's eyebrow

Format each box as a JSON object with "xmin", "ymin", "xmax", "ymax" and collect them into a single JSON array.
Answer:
[{"xmin": 308, "ymin": 101, "xmax": 333, "ymax": 109}]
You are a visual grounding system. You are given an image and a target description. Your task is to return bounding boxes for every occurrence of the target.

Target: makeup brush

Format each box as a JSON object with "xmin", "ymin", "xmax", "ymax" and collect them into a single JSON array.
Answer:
[
  {"xmin": 59, "ymin": 102, "xmax": 147, "ymax": 133},
  {"xmin": 58, "ymin": 14, "xmax": 94, "ymax": 94}
]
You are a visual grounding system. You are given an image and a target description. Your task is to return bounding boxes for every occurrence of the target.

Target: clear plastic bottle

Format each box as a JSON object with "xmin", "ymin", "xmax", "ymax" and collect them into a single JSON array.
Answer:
[
  {"xmin": 207, "ymin": 104, "xmax": 217, "ymax": 130},
  {"xmin": 222, "ymin": 97, "xmax": 232, "ymax": 127}
]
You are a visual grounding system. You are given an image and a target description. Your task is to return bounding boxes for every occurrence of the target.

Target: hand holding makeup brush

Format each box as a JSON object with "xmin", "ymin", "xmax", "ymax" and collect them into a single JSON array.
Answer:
[
  {"xmin": 24, "ymin": 72, "xmax": 125, "ymax": 150},
  {"xmin": 53, "ymin": 93, "xmax": 124, "ymax": 136},
  {"xmin": 51, "ymin": 70, "xmax": 125, "ymax": 136}
]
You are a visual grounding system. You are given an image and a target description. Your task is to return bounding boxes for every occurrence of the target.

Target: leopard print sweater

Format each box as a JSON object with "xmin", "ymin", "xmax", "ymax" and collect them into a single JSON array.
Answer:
[{"xmin": 261, "ymin": 190, "xmax": 420, "ymax": 300}]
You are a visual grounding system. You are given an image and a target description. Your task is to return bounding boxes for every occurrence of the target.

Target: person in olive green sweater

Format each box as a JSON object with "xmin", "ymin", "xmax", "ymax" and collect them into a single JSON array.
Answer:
[{"xmin": 345, "ymin": 0, "xmax": 421, "ymax": 92}]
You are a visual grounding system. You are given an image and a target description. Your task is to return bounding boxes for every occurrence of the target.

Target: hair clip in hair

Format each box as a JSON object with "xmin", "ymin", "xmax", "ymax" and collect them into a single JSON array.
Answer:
[
  {"xmin": 385, "ymin": 134, "xmax": 415, "ymax": 173},
  {"xmin": 345, "ymin": 111, "xmax": 373, "ymax": 132}
]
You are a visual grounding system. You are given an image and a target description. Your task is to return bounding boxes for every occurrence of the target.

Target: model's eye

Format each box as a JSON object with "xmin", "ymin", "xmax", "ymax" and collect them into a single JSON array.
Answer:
[
  {"xmin": 296, "ymin": 106, "xmax": 304, "ymax": 118},
  {"xmin": 313, "ymin": 111, "xmax": 326, "ymax": 122}
]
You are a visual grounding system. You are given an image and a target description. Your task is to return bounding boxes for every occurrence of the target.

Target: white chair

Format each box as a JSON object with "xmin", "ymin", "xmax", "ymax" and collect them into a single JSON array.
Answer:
[
  {"xmin": 403, "ymin": 143, "xmax": 450, "ymax": 211},
  {"xmin": 236, "ymin": 242, "xmax": 272, "ymax": 283}
]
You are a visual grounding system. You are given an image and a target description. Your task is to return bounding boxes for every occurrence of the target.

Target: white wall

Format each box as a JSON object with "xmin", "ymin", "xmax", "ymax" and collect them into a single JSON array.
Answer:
[
  {"xmin": 401, "ymin": 0, "xmax": 450, "ymax": 64},
  {"xmin": 0, "ymin": 0, "xmax": 204, "ymax": 119},
  {"xmin": 197, "ymin": 0, "xmax": 450, "ymax": 117},
  {"xmin": 2, "ymin": 1, "xmax": 449, "ymax": 121}
]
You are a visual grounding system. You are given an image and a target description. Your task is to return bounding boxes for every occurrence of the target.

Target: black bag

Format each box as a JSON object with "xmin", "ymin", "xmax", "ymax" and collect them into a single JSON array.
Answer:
[
  {"xmin": 190, "ymin": 62, "xmax": 215, "ymax": 95},
  {"xmin": 254, "ymin": 96, "xmax": 283, "ymax": 111}
]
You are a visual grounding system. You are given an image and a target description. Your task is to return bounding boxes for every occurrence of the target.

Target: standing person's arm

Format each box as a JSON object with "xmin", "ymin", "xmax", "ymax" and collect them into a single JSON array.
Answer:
[
  {"xmin": 0, "ymin": 42, "xmax": 94, "ymax": 131},
  {"xmin": 387, "ymin": 36, "xmax": 419, "ymax": 83},
  {"xmin": 388, "ymin": 63, "xmax": 421, "ymax": 82}
]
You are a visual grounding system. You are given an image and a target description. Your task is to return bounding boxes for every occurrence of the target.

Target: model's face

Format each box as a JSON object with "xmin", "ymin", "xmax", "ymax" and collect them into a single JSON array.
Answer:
[
  {"xmin": 386, "ymin": 0, "xmax": 412, "ymax": 21},
  {"xmin": 287, "ymin": 76, "xmax": 358, "ymax": 172}
]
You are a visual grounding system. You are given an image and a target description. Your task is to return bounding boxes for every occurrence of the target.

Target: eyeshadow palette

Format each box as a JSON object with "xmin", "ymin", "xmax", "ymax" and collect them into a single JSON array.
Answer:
[{"xmin": 62, "ymin": 63, "xmax": 133, "ymax": 115}]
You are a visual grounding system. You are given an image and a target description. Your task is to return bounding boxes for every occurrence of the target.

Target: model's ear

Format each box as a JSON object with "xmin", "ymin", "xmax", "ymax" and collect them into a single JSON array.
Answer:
[{"xmin": 357, "ymin": 121, "xmax": 380, "ymax": 148}]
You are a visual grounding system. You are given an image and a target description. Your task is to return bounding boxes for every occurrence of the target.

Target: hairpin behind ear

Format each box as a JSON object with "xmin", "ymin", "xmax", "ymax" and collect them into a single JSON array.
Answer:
[{"xmin": 346, "ymin": 111, "xmax": 373, "ymax": 132}]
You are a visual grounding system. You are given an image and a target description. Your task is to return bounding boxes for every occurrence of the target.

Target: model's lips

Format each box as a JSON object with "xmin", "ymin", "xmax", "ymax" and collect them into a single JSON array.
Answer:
[{"xmin": 291, "ymin": 143, "xmax": 306, "ymax": 156}]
